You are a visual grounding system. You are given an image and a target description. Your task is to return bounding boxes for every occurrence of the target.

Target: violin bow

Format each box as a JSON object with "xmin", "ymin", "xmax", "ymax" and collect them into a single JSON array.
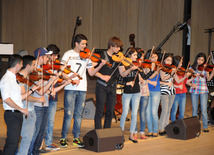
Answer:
[
  {"xmin": 80, "ymin": 46, "xmax": 96, "ymax": 77},
  {"xmin": 110, "ymin": 49, "xmax": 131, "ymax": 77},
  {"xmin": 51, "ymin": 54, "xmax": 55, "ymax": 99},
  {"xmin": 148, "ymin": 45, "xmax": 155, "ymax": 61},
  {"xmin": 154, "ymin": 49, "xmax": 166, "ymax": 88},
  {"xmin": 35, "ymin": 50, "xmax": 41, "ymax": 71},
  {"xmin": 25, "ymin": 74, "xmax": 29, "ymax": 119},
  {"xmin": 42, "ymin": 56, "xmax": 44, "ymax": 106},
  {"xmin": 131, "ymin": 70, "xmax": 139, "ymax": 90}
]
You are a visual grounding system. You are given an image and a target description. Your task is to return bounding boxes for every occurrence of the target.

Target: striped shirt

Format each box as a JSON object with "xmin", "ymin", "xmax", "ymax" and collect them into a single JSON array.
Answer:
[
  {"xmin": 160, "ymin": 72, "xmax": 175, "ymax": 95},
  {"xmin": 189, "ymin": 68, "xmax": 208, "ymax": 94}
]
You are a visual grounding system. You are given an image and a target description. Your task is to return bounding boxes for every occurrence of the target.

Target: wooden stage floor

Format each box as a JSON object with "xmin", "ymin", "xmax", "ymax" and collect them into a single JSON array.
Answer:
[{"xmin": 0, "ymin": 77, "xmax": 214, "ymax": 155}]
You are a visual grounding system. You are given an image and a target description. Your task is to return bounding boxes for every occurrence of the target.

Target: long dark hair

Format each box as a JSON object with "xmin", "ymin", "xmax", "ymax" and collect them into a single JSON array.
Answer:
[
  {"xmin": 173, "ymin": 55, "xmax": 182, "ymax": 67},
  {"xmin": 191, "ymin": 53, "xmax": 206, "ymax": 70},
  {"xmin": 163, "ymin": 53, "xmax": 174, "ymax": 65},
  {"xmin": 125, "ymin": 47, "xmax": 136, "ymax": 58},
  {"xmin": 144, "ymin": 49, "xmax": 159, "ymax": 60}
]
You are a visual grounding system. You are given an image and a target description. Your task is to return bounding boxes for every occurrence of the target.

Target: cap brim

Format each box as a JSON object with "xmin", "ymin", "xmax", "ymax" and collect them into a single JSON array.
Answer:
[{"xmin": 45, "ymin": 51, "xmax": 53, "ymax": 55}]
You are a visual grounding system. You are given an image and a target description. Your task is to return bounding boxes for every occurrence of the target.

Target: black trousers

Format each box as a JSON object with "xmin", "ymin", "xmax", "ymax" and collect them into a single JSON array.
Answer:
[
  {"xmin": 94, "ymin": 83, "xmax": 117, "ymax": 129},
  {"xmin": 3, "ymin": 111, "xmax": 23, "ymax": 155}
]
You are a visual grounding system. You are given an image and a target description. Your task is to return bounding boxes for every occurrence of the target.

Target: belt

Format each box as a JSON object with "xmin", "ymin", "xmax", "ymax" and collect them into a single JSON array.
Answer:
[
  {"xmin": 6, "ymin": 110, "xmax": 21, "ymax": 113},
  {"xmin": 97, "ymin": 79, "xmax": 116, "ymax": 87}
]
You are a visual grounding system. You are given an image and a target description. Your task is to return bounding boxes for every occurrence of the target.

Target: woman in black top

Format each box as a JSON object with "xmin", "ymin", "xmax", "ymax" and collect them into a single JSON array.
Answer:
[{"xmin": 118, "ymin": 47, "xmax": 155, "ymax": 143}]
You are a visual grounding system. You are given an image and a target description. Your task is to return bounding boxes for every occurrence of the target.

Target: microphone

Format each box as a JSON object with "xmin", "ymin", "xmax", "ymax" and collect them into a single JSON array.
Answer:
[
  {"xmin": 76, "ymin": 16, "xmax": 82, "ymax": 26},
  {"xmin": 179, "ymin": 22, "xmax": 186, "ymax": 29}
]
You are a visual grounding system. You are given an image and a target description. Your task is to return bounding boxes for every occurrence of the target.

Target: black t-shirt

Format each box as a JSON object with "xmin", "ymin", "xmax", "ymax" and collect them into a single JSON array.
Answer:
[
  {"xmin": 123, "ymin": 67, "xmax": 154, "ymax": 94},
  {"xmin": 96, "ymin": 51, "xmax": 119, "ymax": 84},
  {"xmin": 123, "ymin": 69, "xmax": 140, "ymax": 94}
]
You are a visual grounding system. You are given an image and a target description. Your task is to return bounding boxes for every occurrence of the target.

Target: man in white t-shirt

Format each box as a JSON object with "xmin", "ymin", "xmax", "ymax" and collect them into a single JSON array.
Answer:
[{"xmin": 60, "ymin": 34, "xmax": 110, "ymax": 147}]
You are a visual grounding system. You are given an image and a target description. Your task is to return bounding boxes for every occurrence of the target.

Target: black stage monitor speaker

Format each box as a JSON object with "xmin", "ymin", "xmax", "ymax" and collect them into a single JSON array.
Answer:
[
  {"xmin": 83, "ymin": 128, "xmax": 124, "ymax": 152},
  {"xmin": 165, "ymin": 116, "xmax": 201, "ymax": 140}
]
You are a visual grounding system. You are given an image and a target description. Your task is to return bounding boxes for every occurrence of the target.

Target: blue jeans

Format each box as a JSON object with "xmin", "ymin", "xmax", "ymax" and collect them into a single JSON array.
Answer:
[
  {"xmin": 45, "ymin": 100, "xmax": 57, "ymax": 146},
  {"xmin": 191, "ymin": 93, "xmax": 208, "ymax": 129},
  {"xmin": 28, "ymin": 106, "xmax": 49, "ymax": 155},
  {"xmin": 17, "ymin": 110, "xmax": 36, "ymax": 155},
  {"xmin": 120, "ymin": 93, "xmax": 140, "ymax": 133},
  {"xmin": 135, "ymin": 96, "xmax": 149, "ymax": 132},
  {"xmin": 171, "ymin": 93, "xmax": 186, "ymax": 122},
  {"xmin": 159, "ymin": 95, "xmax": 175, "ymax": 131},
  {"xmin": 61, "ymin": 90, "xmax": 86, "ymax": 138},
  {"xmin": 146, "ymin": 91, "xmax": 161, "ymax": 133}
]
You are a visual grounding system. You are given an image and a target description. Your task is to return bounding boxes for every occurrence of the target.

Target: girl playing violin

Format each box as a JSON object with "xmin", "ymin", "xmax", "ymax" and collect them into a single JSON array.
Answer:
[
  {"xmin": 171, "ymin": 55, "xmax": 192, "ymax": 122},
  {"xmin": 119, "ymin": 47, "xmax": 155, "ymax": 143},
  {"xmin": 159, "ymin": 53, "xmax": 176, "ymax": 136},
  {"xmin": 145, "ymin": 49, "xmax": 162, "ymax": 137},
  {"xmin": 188, "ymin": 53, "xmax": 214, "ymax": 133},
  {"xmin": 134, "ymin": 49, "xmax": 155, "ymax": 140}
]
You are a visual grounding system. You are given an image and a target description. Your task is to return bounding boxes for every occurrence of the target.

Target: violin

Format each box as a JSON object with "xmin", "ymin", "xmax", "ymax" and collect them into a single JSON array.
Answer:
[
  {"xmin": 132, "ymin": 59, "xmax": 142, "ymax": 67},
  {"xmin": 57, "ymin": 76, "xmax": 76, "ymax": 85},
  {"xmin": 176, "ymin": 67, "xmax": 186, "ymax": 76},
  {"xmin": 62, "ymin": 65, "xmax": 83, "ymax": 80},
  {"xmin": 29, "ymin": 70, "xmax": 55, "ymax": 81},
  {"xmin": 112, "ymin": 52, "xmax": 143, "ymax": 72},
  {"xmin": 197, "ymin": 64, "xmax": 214, "ymax": 72},
  {"xmin": 160, "ymin": 64, "xmax": 176, "ymax": 73},
  {"xmin": 16, "ymin": 73, "xmax": 36, "ymax": 87},
  {"xmin": 79, "ymin": 48, "xmax": 112, "ymax": 67},
  {"xmin": 42, "ymin": 62, "xmax": 62, "ymax": 71},
  {"xmin": 141, "ymin": 59, "xmax": 160, "ymax": 70}
]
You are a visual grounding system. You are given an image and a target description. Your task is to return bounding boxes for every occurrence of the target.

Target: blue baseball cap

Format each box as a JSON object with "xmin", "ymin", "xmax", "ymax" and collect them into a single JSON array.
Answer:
[{"xmin": 34, "ymin": 47, "xmax": 53, "ymax": 58}]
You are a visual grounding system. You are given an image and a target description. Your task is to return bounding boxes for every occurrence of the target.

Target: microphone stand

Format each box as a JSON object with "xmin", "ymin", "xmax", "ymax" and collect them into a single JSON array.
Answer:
[
  {"xmin": 155, "ymin": 22, "xmax": 181, "ymax": 52},
  {"xmin": 71, "ymin": 17, "xmax": 82, "ymax": 49}
]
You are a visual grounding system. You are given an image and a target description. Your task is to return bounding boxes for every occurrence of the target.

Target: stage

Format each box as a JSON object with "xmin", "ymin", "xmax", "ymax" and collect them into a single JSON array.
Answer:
[{"xmin": 0, "ymin": 77, "xmax": 214, "ymax": 154}]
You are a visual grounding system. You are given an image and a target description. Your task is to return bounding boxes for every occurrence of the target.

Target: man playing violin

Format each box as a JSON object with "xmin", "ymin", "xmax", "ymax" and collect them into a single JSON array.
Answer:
[
  {"xmin": 94, "ymin": 36, "xmax": 124, "ymax": 129},
  {"xmin": 60, "ymin": 34, "xmax": 109, "ymax": 147},
  {"xmin": 28, "ymin": 47, "xmax": 70, "ymax": 155},
  {"xmin": 0, "ymin": 54, "xmax": 29, "ymax": 155},
  {"xmin": 17, "ymin": 55, "xmax": 46, "ymax": 155},
  {"xmin": 44, "ymin": 44, "xmax": 76, "ymax": 151}
]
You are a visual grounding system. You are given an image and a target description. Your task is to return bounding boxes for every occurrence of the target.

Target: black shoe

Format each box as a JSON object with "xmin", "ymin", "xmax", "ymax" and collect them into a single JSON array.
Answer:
[
  {"xmin": 159, "ymin": 131, "xmax": 166, "ymax": 136},
  {"xmin": 146, "ymin": 133, "xmax": 153, "ymax": 137},
  {"xmin": 39, "ymin": 148, "xmax": 51, "ymax": 153},
  {"xmin": 129, "ymin": 137, "xmax": 138, "ymax": 143},
  {"xmin": 152, "ymin": 133, "xmax": 158, "ymax": 137},
  {"xmin": 202, "ymin": 128, "xmax": 209, "ymax": 133}
]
